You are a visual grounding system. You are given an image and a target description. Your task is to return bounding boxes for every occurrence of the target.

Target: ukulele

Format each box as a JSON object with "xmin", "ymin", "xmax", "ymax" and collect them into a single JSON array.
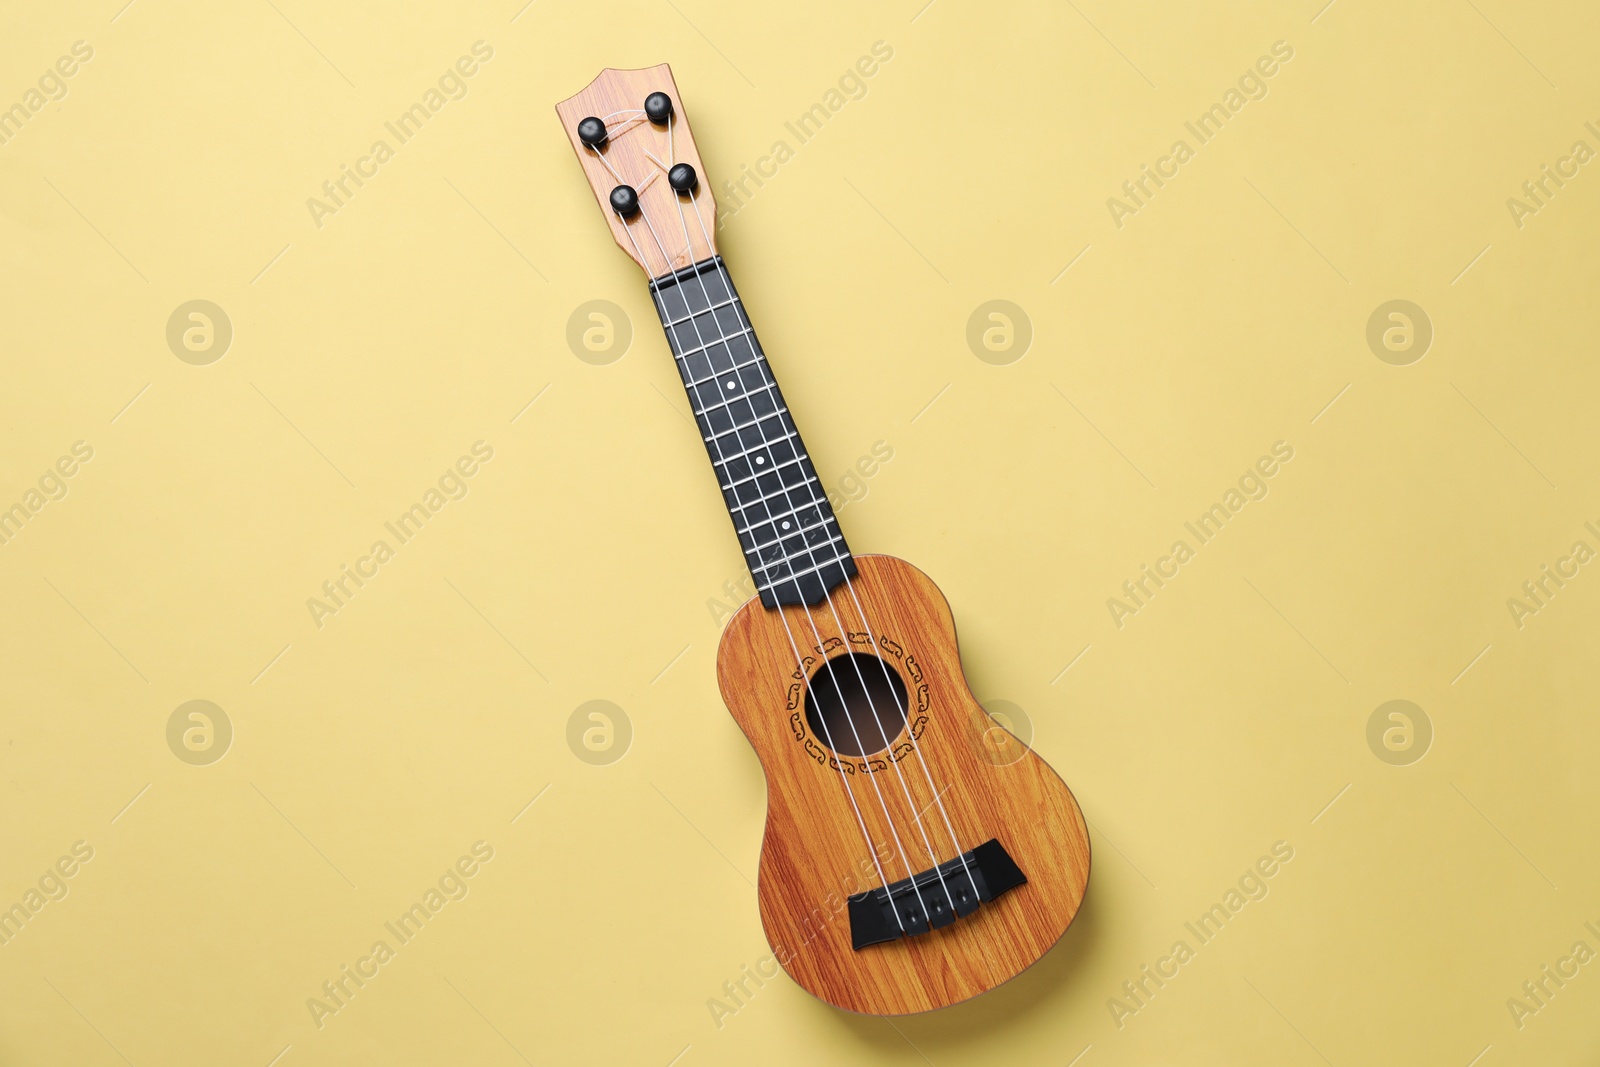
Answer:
[{"xmin": 556, "ymin": 65, "xmax": 1090, "ymax": 1015}]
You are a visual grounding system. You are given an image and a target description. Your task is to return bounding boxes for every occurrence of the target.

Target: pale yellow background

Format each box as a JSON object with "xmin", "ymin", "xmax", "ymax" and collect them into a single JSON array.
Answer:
[{"xmin": 1, "ymin": 0, "xmax": 1597, "ymax": 1064}]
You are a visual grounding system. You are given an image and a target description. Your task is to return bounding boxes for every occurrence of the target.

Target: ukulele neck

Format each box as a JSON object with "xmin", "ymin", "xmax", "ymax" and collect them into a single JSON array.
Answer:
[{"xmin": 648, "ymin": 256, "xmax": 856, "ymax": 608}]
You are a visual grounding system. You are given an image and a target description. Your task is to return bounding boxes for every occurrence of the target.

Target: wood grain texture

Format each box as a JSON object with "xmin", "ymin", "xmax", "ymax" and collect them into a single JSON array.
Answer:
[
  {"xmin": 716, "ymin": 554, "xmax": 1091, "ymax": 1014},
  {"xmin": 554, "ymin": 64, "xmax": 717, "ymax": 279}
]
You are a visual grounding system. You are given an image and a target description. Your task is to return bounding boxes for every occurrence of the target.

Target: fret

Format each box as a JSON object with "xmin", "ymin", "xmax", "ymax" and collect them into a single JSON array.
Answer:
[
  {"xmin": 676, "ymin": 332, "xmax": 758, "ymax": 385},
  {"xmin": 664, "ymin": 296, "xmax": 737, "ymax": 328},
  {"xmin": 722, "ymin": 429, "xmax": 799, "ymax": 467},
  {"xmin": 733, "ymin": 495, "xmax": 831, "ymax": 537},
  {"xmin": 659, "ymin": 300, "xmax": 748, "ymax": 349},
  {"xmin": 745, "ymin": 523, "xmax": 840, "ymax": 563},
  {"xmin": 654, "ymin": 263, "xmax": 735, "ymax": 321},
  {"xmin": 746, "ymin": 523, "xmax": 844, "ymax": 559},
  {"xmin": 717, "ymin": 427, "xmax": 799, "ymax": 466},
  {"xmin": 699, "ymin": 408, "xmax": 792, "ymax": 446},
  {"xmin": 668, "ymin": 324, "xmax": 755, "ymax": 362},
  {"xmin": 686, "ymin": 373, "xmax": 773, "ymax": 415},
  {"xmin": 724, "ymin": 472, "xmax": 825, "ymax": 516},
  {"xmin": 651, "ymin": 255, "xmax": 854, "ymax": 608},
  {"xmin": 755, "ymin": 548, "xmax": 854, "ymax": 592},
  {"xmin": 746, "ymin": 527, "xmax": 827, "ymax": 561},
  {"xmin": 709, "ymin": 411, "xmax": 791, "ymax": 448},
  {"xmin": 731, "ymin": 498, "xmax": 826, "ymax": 535},
  {"xmin": 687, "ymin": 376, "xmax": 782, "ymax": 421},
  {"xmin": 723, "ymin": 463, "xmax": 815, "ymax": 508},
  {"xmin": 720, "ymin": 453, "xmax": 807, "ymax": 492},
  {"xmin": 695, "ymin": 397, "xmax": 783, "ymax": 444},
  {"xmin": 684, "ymin": 355, "xmax": 766, "ymax": 390},
  {"xmin": 726, "ymin": 464, "xmax": 822, "ymax": 508}
]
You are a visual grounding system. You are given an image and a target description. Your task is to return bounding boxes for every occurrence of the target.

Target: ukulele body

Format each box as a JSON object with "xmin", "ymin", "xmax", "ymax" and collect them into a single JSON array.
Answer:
[{"xmin": 717, "ymin": 554, "xmax": 1091, "ymax": 1014}]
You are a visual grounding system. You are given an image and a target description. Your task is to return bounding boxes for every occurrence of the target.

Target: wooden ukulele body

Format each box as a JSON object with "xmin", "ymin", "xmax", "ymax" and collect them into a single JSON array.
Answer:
[{"xmin": 717, "ymin": 554, "xmax": 1091, "ymax": 1014}]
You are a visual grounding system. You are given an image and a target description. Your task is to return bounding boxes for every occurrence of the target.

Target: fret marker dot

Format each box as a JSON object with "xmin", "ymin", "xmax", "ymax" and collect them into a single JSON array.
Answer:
[
  {"xmin": 755, "ymin": 456, "xmax": 765, "ymax": 465},
  {"xmin": 725, "ymin": 380, "xmax": 736, "ymax": 390},
  {"xmin": 781, "ymin": 521, "xmax": 791, "ymax": 530}
]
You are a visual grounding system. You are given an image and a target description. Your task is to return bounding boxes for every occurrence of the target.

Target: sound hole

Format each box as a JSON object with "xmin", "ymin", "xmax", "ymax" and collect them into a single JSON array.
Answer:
[{"xmin": 804, "ymin": 653, "xmax": 909, "ymax": 757}]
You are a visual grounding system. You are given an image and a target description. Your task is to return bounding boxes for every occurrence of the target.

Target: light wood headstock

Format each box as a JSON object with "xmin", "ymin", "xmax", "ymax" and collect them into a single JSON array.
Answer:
[{"xmin": 555, "ymin": 65, "xmax": 718, "ymax": 279}]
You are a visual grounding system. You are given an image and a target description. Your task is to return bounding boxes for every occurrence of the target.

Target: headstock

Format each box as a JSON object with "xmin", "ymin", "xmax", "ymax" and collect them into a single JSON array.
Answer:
[{"xmin": 555, "ymin": 65, "xmax": 718, "ymax": 279}]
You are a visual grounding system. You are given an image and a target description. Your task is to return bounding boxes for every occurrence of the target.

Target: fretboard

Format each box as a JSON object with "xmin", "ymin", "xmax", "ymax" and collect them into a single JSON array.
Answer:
[{"xmin": 647, "ymin": 257, "xmax": 856, "ymax": 608}]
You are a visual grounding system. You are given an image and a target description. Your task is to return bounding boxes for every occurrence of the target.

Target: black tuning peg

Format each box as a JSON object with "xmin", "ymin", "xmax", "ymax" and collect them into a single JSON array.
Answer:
[
  {"xmin": 577, "ymin": 116, "xmax": 607, "ymax": 148},
  {"xmin": 644, "ymin": 92, "xmax": 673, "ymax": 125},
  {"xmin": 609, "ymin": 184, "xmax": 640, "ymax": 218},
  {"xmin": 668, "ymin": 164, "xmax": 698, "ymax": 194}
]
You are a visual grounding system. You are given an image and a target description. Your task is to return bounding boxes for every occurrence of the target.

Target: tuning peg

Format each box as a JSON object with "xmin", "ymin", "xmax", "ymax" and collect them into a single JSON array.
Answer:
[
  {"xmin": 644, "ymin": 92, "xmax": 673, "ymax": 125},
  {"xmin": 609, "ymin": 184, "xmax": 640, "ymax": 218},
  {"xmin": 577, "ymin": 116, "xmax": 608, "ymax": 148},
  {"xmin": 669, "ymin": 163, "xmax": 698, "ymax": 194}
]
